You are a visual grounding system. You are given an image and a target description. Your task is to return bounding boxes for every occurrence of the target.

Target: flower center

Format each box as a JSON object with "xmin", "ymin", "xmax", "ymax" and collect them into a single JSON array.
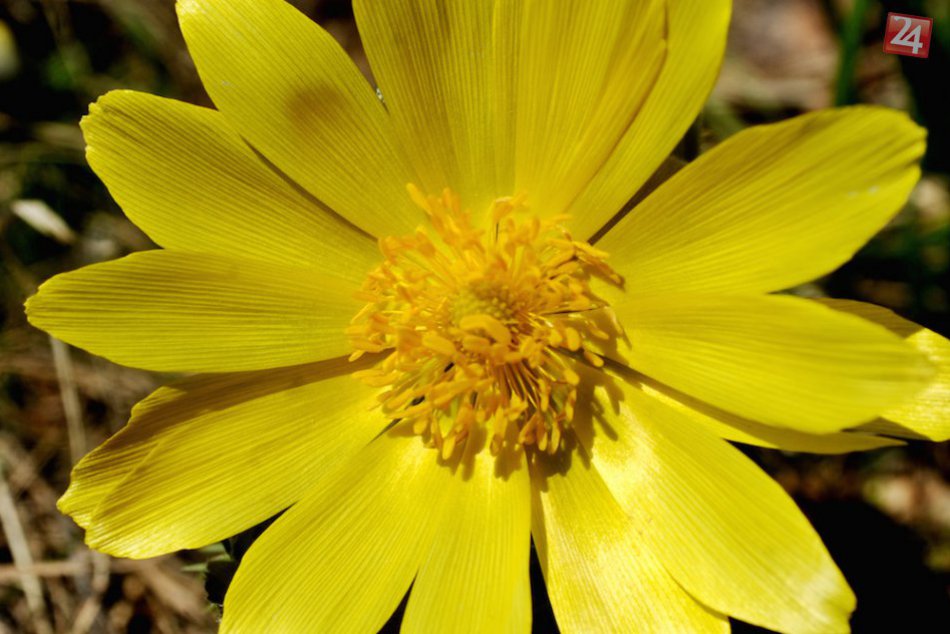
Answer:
[{"xmin": 347, "ymin": 186, "xmax": 621, "ymax": 458}]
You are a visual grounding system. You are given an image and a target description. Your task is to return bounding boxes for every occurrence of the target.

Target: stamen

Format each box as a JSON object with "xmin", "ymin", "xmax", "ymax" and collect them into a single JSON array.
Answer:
[{"xmin": 348, "ymin": 185, "xmax": 621, "ymax": 457}]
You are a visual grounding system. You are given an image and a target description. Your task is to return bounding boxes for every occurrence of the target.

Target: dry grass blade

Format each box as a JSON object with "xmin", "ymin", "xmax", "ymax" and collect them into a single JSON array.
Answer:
[
  {"xmin": 49, "ymin": 338, "xmax": 84, "ymax": 465},
  {"xmin": 0, "ymin": 467, "xmax": 53, "ymax": 634}
]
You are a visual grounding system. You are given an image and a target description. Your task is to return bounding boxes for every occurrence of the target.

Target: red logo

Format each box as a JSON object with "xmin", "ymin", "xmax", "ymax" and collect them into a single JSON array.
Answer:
[{"xmin": 883, "ymin": 13, "xmax": 932, "ymax": 58}]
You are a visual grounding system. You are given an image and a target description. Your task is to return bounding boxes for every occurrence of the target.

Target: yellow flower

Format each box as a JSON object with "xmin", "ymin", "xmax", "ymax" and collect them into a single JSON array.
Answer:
[{"xmin": 23, "ymin": 0, "xmax": 950, "ymax": 631}]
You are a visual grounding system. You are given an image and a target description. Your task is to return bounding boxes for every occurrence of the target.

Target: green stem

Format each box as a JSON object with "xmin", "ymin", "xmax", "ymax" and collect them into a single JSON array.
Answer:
[{"xmin": 834, "ymin": 0, "xmax": 871, "ymax": 106}]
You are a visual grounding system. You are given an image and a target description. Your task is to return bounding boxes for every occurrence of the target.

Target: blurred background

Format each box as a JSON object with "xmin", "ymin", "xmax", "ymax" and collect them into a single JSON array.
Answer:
[{"xmin": 0, "ymin": 0, "xmax": 948, "ymax": 632}]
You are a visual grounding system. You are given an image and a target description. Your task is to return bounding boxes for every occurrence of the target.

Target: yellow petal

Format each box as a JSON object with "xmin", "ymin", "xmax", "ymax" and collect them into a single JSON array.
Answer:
[
  {"xmin": 573, "ymin": 371, "xmax": 855, "ymax": 633},
  {"xmin": 567, "ymin": 0, "xmax": 731, "ymax": 240},
  {"xmin": 59, "ymin": 357, "xmax": 383, "ymax": 558},
  {"xmin": 82, "ymin": 90, "xmax": 378, "ymax": 281},
  {"xmin": 530, "ymin": 437, "xmax": 728, "ymax": 633},
  {"xmin": 612, "ymin": 293, "xmax": 933, "ymax": 432},
  {"xmin": 354, "ymin": 0, "xmax": 500, "ymax": 213},
  {"xmin": 500, "ymin": 0, "xmax": 667, "ymax": 221},
  {"xmin": 356, "ymin": 0, "xmax": 667, "ymax": 221},
  {"xmin": 177, "ymin": 0, "xmax": 419, "ymax": 238},
  {"xmin": 402, "ymin": 431, "xmax": 531, "ymax": 634},
  {"xmin": 221, "ymin": 431, "xmax": 448, "ymax": 633},
  {"xmin": 597, "ymin": 107, "xmax": 925, "ymax": 295},
  {"xmin": 26, "ymin": 251, "xmax": 359, "ymax": 372},
  {"xmin": 629, "ymin": 366, "xmax": 904, "ymax": 454},
  {"xmin": 820, "ymin": 299, "xmax": 950, "ymax": 441}
]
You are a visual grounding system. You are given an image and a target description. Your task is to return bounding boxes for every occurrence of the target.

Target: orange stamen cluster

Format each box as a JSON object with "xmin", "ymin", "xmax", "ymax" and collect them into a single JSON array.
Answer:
[{"xmin": 347, "ymin": 186, "xmax": 620, "ymax": 457}]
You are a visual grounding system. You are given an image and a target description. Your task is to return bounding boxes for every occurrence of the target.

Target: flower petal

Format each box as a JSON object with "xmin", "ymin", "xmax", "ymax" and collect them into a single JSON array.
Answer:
[
  {"xmin": 567, "ymin": 0, "xmax": 731, "ymax": 240},
  {"xmin": 82, "ymin": 90, "xmax": 378, "ymax": 280},
  {"xmin": 353, "ymin": 0, "xmax": 500, "ymax": 213},
  {"xmin": 530, "ymin": 437, "xmax": 727, "ymax": 633},
  {"xmin": 631, "ymin": 367, "xmax": 904, "ymax": 454},
  {"xmin": 26, "ymin": 251, "xmax": 360, "ymax": 372},
  {"xmin": 220, "ymin": 431, "xmax": 448, "ymax": 633},
  {"xmin": 820, "ymin": 299, "xmax": 950, "ymax": 441},
  {"xmin": 357, "ymin": 0, "xmax": 667, "ymax": 221},
  {"xmin": 573, "ymin": 369, "xmax": 855, "ymax": 633},
  {"xmin": 612, "ymin": 293, "xmax": 933, "ymax": 432},
  {"xmin": 402, "ymin": 431, "xmax": 532, "ymax": 634},
  {"xmin": 177, "ymin": 0, "xmax": 419, "ymax": 237},
  {"xmin": 59, "ymin": 358, "xmax": 383, "ymax": 558},
  {"xmin": 597, "ymin": 107, "xmax": 926, "ymax": 294},
  {"xmin": 501, "ymin": 0, "xmax": 667, "ymax": 220}
]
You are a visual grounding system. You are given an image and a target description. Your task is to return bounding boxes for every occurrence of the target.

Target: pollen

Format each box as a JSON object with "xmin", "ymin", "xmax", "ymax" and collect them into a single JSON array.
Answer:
[{"xmin": 347, "ymin": 185, "xmax": 622, "ymax": 458}]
